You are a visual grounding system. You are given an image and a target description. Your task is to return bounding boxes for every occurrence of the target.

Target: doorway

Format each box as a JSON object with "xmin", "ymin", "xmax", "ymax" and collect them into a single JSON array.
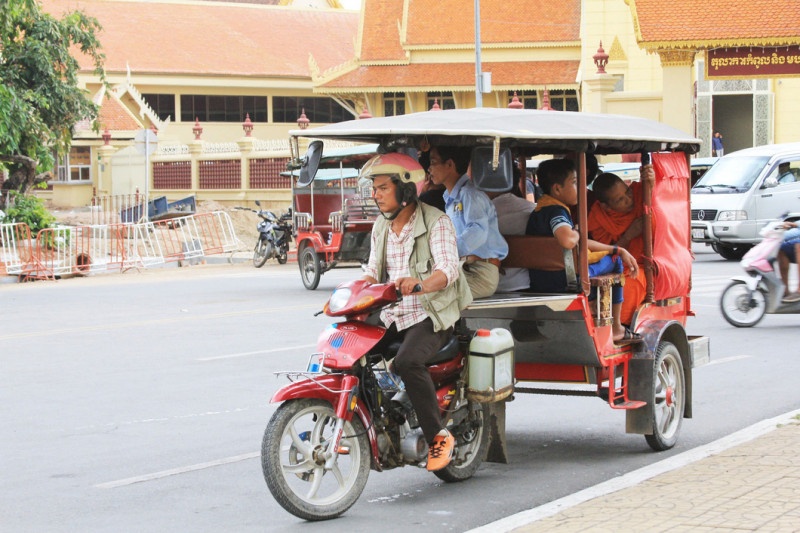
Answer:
[{"xmin": 712, "ymin": 94, "xmax": 753, "ymax": 155}]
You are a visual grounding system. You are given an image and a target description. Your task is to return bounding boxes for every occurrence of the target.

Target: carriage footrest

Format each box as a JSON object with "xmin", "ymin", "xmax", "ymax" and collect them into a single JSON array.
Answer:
[
  {"xmin": 611, "ymin": 399, "xmax": 646, "ymax": 410},
  {"xmin": 606, "ymin": 357, "xmax": 645, "ymax": 410}
]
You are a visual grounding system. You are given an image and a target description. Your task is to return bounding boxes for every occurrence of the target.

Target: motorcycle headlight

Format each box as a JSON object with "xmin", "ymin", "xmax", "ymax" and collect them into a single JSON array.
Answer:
[
  {"xmin": 717, "ymin": 210, "xmax": 748, "ymax": 221},
  {"xmin": 328, "ymin": 288, "xmax": 352, "ymax": 313}
]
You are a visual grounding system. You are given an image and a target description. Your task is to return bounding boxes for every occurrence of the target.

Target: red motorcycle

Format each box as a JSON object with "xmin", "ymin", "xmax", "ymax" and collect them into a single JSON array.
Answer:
[{"xmin": 261, "ymin": 280, "xmax": 489, "ymax": 521}]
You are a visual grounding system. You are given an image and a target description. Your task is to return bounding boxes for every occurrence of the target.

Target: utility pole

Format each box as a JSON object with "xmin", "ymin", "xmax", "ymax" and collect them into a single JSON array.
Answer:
[{"xmin": 474, "ymin": 0, "xmax": 482, "ymax": 107}]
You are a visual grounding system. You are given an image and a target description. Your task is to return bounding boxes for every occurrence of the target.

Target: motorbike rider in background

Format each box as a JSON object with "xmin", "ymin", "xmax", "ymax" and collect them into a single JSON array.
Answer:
[
  {"xmin": 777, "ymin": 221, "xmax": 800, "ymax": 303},
  {"xmin": 360, "ymin": 153, "xmax": 473, "ymax": 471}
]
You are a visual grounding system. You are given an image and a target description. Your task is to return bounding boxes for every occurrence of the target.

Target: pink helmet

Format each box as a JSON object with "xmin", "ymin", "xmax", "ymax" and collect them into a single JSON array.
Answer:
[{"xmin": 358, "ymin": 152, "xmax": 426, "ymax": 184}]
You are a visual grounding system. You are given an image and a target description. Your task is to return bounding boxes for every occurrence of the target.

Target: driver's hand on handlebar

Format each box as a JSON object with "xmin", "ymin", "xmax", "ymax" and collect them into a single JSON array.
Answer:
[{"xmin": 395, "ymin": 277, "xmax": 423, "ymax": 296}]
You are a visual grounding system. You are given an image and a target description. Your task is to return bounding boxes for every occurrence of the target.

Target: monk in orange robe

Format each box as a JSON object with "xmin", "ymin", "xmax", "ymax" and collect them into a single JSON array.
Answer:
[{"xmin": 588, "ymin": 167, "xmax": 655, "ymax": 324}]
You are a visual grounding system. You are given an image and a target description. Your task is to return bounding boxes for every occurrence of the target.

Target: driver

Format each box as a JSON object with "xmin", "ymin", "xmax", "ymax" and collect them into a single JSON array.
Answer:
[{"xmin": 360, "ymin": 152, "xmax": 473, "ymax": 472}]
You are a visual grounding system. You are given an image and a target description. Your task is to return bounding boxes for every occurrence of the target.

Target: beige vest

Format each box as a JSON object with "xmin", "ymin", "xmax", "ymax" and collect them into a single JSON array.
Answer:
[{"xmin": 372, "ymin": 203, "xmax": 473, "ymax": 332}]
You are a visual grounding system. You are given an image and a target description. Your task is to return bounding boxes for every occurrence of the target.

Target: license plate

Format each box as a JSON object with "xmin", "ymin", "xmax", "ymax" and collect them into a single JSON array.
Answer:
[{"xmin": 692, "ymin": 228, "xmax": 705, "ymax": 239}]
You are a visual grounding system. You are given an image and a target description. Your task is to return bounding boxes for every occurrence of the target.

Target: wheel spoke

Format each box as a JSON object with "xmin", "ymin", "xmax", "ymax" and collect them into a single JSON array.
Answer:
[
  {"xmin": 311, "ymin": 415, "xmax": 333, "ymax": 448},
  {"xmin": 329, "ymin": 461, "xmax": 345, "ymax": 487},
  {"xmin": 288, "ymin": 425, "xmax": 313, "ymax": 455},
  {"xmin": 305, "ymin": 466, "xmax": 325, "ymax": 500},
  {"xmin": 282, "ymin": 459, "xmax": 316, "ymax": 475}
]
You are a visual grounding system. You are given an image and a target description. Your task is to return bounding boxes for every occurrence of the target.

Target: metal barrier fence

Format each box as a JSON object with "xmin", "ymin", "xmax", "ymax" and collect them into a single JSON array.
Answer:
[
  {"xmin": 0, "ymin": 222, "xmax": 33, "ymax": 276},
  {"xmin": 91, "ymin": 192, "xmax": 145, "ymax": 226},
  {"xmin": 0, "ymin": 211, "xmax": 239, "ymax": 281}
]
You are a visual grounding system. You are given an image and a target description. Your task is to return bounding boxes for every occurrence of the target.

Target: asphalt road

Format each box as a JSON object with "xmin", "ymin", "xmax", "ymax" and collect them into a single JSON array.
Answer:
[{"xmin": 2, "ymin": 245, "xmax": 799, "ymax": 532}]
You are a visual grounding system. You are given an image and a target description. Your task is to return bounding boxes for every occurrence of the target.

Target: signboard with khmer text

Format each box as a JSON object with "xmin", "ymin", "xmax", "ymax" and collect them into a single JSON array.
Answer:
[{"xmin": 707, "ymin": 46, "xmax": 800, "ymax": 79}]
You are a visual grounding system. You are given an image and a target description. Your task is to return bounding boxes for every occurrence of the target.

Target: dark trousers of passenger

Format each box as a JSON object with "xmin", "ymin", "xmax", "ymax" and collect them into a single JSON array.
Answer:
[{"xmin": 380, "ymin": 318, "xmax": 452, "ymax": 444}]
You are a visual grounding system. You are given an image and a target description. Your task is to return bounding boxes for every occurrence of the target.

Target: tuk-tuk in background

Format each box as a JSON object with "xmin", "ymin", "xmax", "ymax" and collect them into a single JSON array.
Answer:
[
  {"xmin": 286, "ymin": 143, "xmax": 380, "ymax": 289},
  {"xmin": 288, "ymin": 108, "xmax": 710, "ymax": 454}
]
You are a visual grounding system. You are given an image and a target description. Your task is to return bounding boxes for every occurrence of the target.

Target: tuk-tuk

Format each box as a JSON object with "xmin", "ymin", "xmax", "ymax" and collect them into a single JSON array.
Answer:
[
  {"xmin": 286, "ymin": 143, "xmax": 379, "ymax": 289},
  {"xmin": 288, "ymin": 108, "xmax": 710, "ymax": 455}
]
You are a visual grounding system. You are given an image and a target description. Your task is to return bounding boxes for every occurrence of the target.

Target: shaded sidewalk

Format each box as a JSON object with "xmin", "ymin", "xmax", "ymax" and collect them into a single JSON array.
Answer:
[{"xmin": 471, "ymin": 409, "xmax": 800, "ymax": 533}]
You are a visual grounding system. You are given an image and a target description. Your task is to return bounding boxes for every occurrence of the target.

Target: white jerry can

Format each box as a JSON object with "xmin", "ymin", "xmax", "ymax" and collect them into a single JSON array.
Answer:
[{"xmin": 467, "ymin": 328, "xmax": 514, "ymax": 402}]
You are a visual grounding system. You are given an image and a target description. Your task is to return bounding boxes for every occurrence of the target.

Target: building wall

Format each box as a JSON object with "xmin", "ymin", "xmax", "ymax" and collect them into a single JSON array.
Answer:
[{"xmin": 774, "ymin": 78, "xmax": 800, "ymax": 143}]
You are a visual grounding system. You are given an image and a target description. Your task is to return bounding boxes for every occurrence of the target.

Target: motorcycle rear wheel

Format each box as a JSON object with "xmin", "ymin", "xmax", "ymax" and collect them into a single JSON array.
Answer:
[
  {"xmin": 262, "ymin": 399, "xmax": 370, "ymax": 521},
  {"xmin": 253, "ymin": 240, "xmax": 271, "ymax": 268},
  {"xmin": 434, "ymin": 401, "xmax": 489, "ymax": 482},
  {"xmin": 720, "ymin": 280, "xmax": 766, "ymax": 327}
]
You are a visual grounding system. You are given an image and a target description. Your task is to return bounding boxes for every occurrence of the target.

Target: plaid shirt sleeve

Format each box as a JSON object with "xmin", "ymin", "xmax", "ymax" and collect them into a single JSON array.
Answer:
[
  {"xmin": 363, "ymin": 228, "xmax": 379, "ymax": 281},
  {"xmin": 429, "ymin": 215, "xmax": 460, "ymax": 286}
]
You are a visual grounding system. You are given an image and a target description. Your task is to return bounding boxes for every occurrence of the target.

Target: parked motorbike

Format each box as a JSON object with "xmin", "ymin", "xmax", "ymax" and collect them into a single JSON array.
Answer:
[
  {"xmin": 720, "ymin": 213, "xmax": 800, "ymax": 327},
  {"xmin": 261, "ymin": 279, "xmax": 489, "ymax": 521},
  {"xmin": 252, "ymin": 201, "xmax": 292, "ymax": 267}
]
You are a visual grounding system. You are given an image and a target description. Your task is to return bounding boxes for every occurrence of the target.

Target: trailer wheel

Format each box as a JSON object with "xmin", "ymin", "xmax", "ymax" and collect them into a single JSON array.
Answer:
[
  {"xmin": 299, "ymin": 246, "xmax": 321, "ymax": 290},
  {"xmin": 645, "ymin": 341, "xmax": 685, "ymax": 451}
]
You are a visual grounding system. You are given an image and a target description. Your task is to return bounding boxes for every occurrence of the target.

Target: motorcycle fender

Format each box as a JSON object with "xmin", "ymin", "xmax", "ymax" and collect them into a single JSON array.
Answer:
[
  {"xmin": 270, "ymin": 374, "xmax": 382, "ymax": 467},
  {"xmin": 730, "ymin": 275, "xmax": 760, "ymax": 292}
]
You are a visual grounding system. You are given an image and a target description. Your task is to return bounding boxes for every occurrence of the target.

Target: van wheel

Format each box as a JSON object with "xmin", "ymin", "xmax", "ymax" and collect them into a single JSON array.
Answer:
[{"xmin": 712, "ymin": 243, "xmax": 750, "ymax": 261}]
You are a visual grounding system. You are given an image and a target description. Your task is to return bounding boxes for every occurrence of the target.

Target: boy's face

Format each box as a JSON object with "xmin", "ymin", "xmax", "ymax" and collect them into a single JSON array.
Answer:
[
  {"xmin": 602, "ymin": 180, "xmax": 634, "ymax": 213},
  {"xmin": 551, "ymin": 171, "xmax": 578, "ymax": 206}
]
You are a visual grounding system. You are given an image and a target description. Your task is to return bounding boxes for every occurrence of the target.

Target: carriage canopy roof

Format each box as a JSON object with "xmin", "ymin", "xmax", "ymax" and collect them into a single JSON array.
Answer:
[{"xmin": 291, "ymin": 108, "xmax": 701, "ymax": 156}]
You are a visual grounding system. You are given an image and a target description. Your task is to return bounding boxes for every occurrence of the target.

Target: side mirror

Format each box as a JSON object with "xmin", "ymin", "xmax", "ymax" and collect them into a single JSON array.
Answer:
[
  {"xmin": 762, "ymin": 176, "xmax": 779, "ymax": 189},
  {"xmin": 255, "ymin": 200, "xmax": 262, "ymax": 206},
  {"xmin": 297, "ymin": 140, "xmax": 323, "ymax": 188}
]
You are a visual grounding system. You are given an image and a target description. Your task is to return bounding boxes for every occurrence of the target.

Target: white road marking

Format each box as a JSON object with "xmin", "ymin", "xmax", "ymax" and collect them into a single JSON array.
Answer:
[
  {"xmin": 702, "ymin": 354, "xmax": 753, "ymax": 366},
  {"xmin": 95, "ymin": 452, "xmax": 259, "ymax": 489},
  {"xmin": 197, "ymin": 343, "xmax": 317, "ymax": 361}
]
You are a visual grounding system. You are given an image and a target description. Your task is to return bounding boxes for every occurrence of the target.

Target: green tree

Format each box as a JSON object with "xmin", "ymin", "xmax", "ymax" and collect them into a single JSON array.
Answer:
[{"xmin": 0, "ymin": 0, "xmax": 106, "ymax": 209}]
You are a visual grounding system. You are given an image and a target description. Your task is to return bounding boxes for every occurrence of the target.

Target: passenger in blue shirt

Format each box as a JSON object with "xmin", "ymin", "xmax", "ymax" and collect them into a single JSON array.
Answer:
[{"xmin": 428, "ymin": 145, "xmax": 508, "ymax": 298}]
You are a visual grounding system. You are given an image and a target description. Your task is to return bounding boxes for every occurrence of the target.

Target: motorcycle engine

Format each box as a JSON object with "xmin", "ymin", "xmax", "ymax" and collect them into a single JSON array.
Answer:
[{"xmin": 400, "ymin": 428, "xmax": 428, "ymax": 462}]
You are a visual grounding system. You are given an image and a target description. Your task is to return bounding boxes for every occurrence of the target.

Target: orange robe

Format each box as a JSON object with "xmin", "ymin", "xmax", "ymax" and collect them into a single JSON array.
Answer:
[{"xmin": 588, "ymin": 182, "xmax": 647, "ymax": 324}]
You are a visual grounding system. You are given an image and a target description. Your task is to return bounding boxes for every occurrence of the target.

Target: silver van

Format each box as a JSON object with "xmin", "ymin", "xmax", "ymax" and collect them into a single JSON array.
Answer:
[{"xmin": 691, "ymin": 142, "xmax": 800, "ymax": 260}]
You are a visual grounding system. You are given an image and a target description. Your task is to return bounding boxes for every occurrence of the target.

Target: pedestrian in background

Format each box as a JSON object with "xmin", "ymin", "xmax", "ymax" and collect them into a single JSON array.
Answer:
[{"xmin": 712, "ymin": 131, "xmax": 724, "ymax": 157}]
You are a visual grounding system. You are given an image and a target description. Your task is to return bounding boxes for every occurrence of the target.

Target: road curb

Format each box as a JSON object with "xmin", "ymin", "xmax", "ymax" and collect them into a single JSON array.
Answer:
[{"xmin": 467, "ymin": 408, "xmax": 800, "ymax": 533}]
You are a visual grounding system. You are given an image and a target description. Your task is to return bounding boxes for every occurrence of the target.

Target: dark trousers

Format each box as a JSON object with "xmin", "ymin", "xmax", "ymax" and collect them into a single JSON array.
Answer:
[{"xmin": 378, "ymin": 318, "xmax": 452, "ymax": 443}]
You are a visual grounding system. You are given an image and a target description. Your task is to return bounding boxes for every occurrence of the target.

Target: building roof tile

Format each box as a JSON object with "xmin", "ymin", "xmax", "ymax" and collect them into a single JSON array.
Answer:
[
  {"xmin": 359, "ymin": 0, "xmax": 406, "ymax": 61},
  {"xmin": 41, "ymin": 0, "xmax": 358, "ymax": 77},
  {"xmin": 632, "ymin": 0, "xmax": 800, "ymax": 48},
  {"xmin": 98, "ymin": 94, "xmax": 142, "ymax": 131},
  {"xmin": 318, "ymin": 61, "xmax": 579, "ymax": 92},
  {"xmin": 405, "ymin": 0, "xmax": 580, "ymax": 46}
]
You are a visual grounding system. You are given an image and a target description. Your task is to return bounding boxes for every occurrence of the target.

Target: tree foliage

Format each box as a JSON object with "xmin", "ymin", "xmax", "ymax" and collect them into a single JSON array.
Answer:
[
  {"xmin": 0, "ymin": 0, "xmax": 106, "ymax": 208},
  {"xmin": 2, "ymin": 191, "xmax": 56, "ymax": 233}
]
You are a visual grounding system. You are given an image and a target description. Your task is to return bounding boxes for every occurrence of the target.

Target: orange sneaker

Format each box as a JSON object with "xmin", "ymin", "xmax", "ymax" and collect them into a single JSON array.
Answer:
[{"xmin": 426, "ymin": 431, "xmax": 455, "ymax": 471}]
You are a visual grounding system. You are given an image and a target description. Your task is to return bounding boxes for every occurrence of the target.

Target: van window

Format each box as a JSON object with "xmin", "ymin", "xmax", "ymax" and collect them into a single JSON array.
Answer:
[
  {"xmin": 765, "ymin": 159, "xmax": 800, "ymax": 185},
  {"xmin": 693, "ymin": 156, "xmax": 770, "ymax": 192}
]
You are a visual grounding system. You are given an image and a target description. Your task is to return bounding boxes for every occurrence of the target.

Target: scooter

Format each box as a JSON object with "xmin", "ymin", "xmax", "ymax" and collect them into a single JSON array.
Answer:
[
  {"xmin": 720, "ymin": 214, "xmax": 800, "ymax": 327},
  {"xmin": 252, "ymin": 200, "xmax": 292, "ymax": 267},
  {"xmin": 260, "ymin": 280, "xmax": 489, "ymax": 521}
]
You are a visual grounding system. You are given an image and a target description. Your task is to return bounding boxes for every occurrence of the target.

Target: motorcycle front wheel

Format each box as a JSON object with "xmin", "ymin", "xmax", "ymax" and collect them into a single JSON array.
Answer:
[
  {"xmin": 262, "ymin": 399, "xmax": 370, "ymax": 521},
  {"xmin": 720, "ymin": 280, "xmax": 767, "ymax": 327},
  {"xmin": 434, "ymin": 401, "xmax": 489, "ymax": 482},
  {"xmin": 253, "ymin": 240, "xmax": 271, "ymax": 268},
  {"xmin": 277, "ymin": 244, "xmax": 288, "ymax": 265}
]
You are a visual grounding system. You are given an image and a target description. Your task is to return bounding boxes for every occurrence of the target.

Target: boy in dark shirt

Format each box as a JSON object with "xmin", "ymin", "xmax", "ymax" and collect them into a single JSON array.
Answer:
[{"xmin": 525, "ymin": 158, "xmax": 638, "ymax": 341}]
